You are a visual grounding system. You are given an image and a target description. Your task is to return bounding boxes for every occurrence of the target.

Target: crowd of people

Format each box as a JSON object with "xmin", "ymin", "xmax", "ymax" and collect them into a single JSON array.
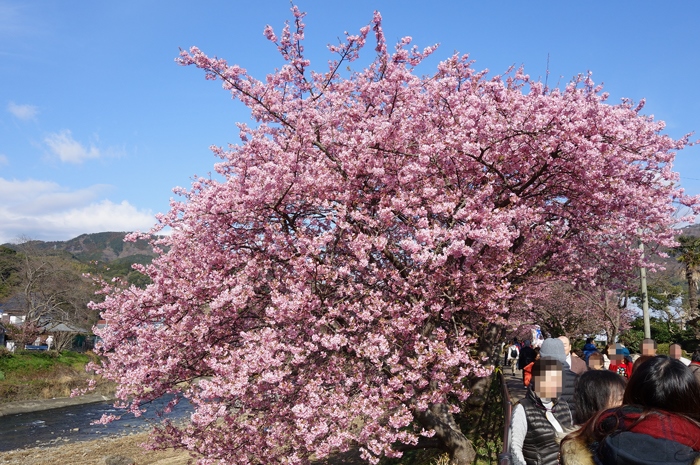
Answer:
[{"xmin": 503, "ymin": 335, "xmax": 700, "ymax": 465}]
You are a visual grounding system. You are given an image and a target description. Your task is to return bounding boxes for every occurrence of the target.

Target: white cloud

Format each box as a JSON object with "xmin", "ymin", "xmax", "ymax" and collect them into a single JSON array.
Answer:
[
  {"xmin": 0, "ymin": 178, "xmax": 156, "ymax": 244},
  {"xmin": 0, "ymin": 3, "xmax": 27, "ymax": 36},
  {"xmin": 0, "ymin": 154, "xmax": 8, "ymax": 166},
  {"xmin": 7, "ymin": 101, "xmax": 38, "ymax": 121},
  {"xmin": 0, "ymin": 2, "xmax": 46, "ymax": 41},
  {"xmin": 44, "ymin": 129, "xmax": 100, "ymax": 163},
  {"xmin": 1, "ymin": 179, "xmax": 109, "ymax": 214}
]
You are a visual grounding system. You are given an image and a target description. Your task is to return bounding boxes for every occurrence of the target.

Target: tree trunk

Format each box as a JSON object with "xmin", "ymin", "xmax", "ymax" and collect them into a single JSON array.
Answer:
[
  {"xmin": 683, "ymin": 266, "xmax": 700, "ymax": 338},
  {"xmin": 476, "ymin": 322, "xmax": 506, "ymax": 365},
  {"xmin": 415, "ymin": 403, "xmax": 476, "ymax": 465},
  {"xmin": 686, "ymin": 266, "xmax": 698, "ymax": 316}
]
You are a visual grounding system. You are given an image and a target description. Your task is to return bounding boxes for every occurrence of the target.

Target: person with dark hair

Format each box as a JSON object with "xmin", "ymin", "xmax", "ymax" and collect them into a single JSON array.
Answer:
[
  {"xmin": 641, "ymin": 338, "xmax": 657, "ymax": 356},
  {"xmin": 670, "ymin": 343, "xmax": 691, "ymax": 366},
  {"xmin": 582, "ymin": 337, "xmax": 598, "ymax": 364},
  {"xmin": 518, "ymin": 339, "xmax": 537, "ymax": 383},
  {"xmin": 507, "ymin": 337, "xmax": 521, "ymax": 376},
  {"xmin": 560, "ymin": 356, "xmax": 700, "ymax": 465},
  {"xmin": 586, "ymin": 352, "xmax": 605, "ymax": 370},
  {"xmin": 510, "ymin": 358, "xmax": 574, "ymax": 465},
  {"xmin": 633, "ymin": 338, "xmax": 658, "ymax": 373},
  {"xmin": 690, "ymin": 349, "xmax": 700, "ymax": 384},
  {"xmin": 633, "ymin": 354, "xmax": 653, "ymax": 373},
  {"xmin": 573, "ymin": 370, "xmax": 626, "ymax": 425},
  {"xmin": 523, "ymin": 347, "xmax": 540, "ymax": 387}
]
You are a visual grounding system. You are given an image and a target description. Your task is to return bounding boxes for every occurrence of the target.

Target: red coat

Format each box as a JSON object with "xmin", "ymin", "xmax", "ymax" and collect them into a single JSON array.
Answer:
[
  {"xmin": 608, "ymin": 360, "xmax": 633, "ymax": 379},
  {"xmin": 561, "ymin": 406, "xmax": 700, "ymax": 465},
  {"xmin": 597, "ymin": 406, "xmax": 700, "ymax": 450},
  {"xmin": 523, "ymin": 361, "xmax": 534, "ymax": 387}
]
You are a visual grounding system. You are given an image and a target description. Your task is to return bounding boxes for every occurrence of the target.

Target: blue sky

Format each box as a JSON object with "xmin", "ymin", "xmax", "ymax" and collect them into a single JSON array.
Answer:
[{"xmin": 1, "ymin": 1, "xmax": 699, "ymax": 244}]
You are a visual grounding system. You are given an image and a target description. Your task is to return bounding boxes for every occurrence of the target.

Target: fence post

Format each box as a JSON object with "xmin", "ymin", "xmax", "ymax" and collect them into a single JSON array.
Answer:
[{"xmin": 497, "ymin": 369, "xmax": 513, "ymax": 465}]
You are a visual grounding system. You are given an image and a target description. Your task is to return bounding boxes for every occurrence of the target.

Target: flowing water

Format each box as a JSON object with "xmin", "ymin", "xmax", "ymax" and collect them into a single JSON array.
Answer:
[{"xmin": 0, "ymin": 396, "xmax": 190, "ymax": 452}]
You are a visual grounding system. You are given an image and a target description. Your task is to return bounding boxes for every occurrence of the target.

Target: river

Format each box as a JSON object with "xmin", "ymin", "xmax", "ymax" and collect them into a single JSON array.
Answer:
[{"xmin": 0, "ymin": 396, "xmax": 191, "ymax": 452}]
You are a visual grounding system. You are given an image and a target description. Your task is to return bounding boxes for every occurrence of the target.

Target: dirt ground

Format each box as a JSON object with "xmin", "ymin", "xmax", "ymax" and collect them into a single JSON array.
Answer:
[
  {"xmin": 0, "ymin": 431, "xmax": 378, "ymax": 465},
  {"xmin": 0, "ymin": 433, "xmax": 377, "ymax": 465},
  {"xmin": 0, "ymin": 432, "xmax": 195, "ymax": 465}
]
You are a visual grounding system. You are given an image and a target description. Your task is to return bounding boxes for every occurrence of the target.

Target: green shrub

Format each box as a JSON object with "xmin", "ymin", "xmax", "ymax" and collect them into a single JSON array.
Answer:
[
  {"xmin": 0, "ymin": 350, "xmax": 94, "ymax": 377},
  {"xmin": 0, "ymin": 350, "xmax": 110, "ymax": 403}
]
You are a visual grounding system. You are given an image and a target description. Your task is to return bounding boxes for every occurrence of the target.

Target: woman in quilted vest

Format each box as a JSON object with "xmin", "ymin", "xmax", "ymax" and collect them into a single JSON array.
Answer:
[{"xmin": 510, "ymin": 358, "xmax": 573, "ymax": 465}]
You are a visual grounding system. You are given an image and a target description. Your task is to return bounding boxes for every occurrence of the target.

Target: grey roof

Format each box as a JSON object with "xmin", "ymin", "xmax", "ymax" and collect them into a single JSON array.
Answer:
[{"xmin": 42, "ymin": 322, "xmax": 88, "ymax": 333}]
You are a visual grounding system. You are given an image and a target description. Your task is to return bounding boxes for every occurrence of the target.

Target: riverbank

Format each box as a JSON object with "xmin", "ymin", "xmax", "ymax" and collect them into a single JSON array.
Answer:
[
  {"xmin": 0, "ymin": 431, "xmax": 193, "ymax": 465},
  {"xmin": 0, "ymin": 390, "xmax": 198, "ymax": 464},
  {"xmin": 0, "ymin": 392, "xmax": 114, "ymax": 416},
  {"xmin": 0, "ymin": 432, "xmax": 370, "ymax": 465},
  {"xmin": 0, "ymin": 350, "xmax": 114, "ymax": 406}
]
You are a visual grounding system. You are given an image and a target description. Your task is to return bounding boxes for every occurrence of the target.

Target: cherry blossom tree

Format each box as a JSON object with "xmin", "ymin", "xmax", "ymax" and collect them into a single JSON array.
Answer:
[
  {"xmin": 518, "ymin": 280, "xmax": 636, "ymax": 345},
  {"xmin": 518, "ymin": 281, "xmax": 603, "ymax": 340},
  {"xmin": 673, "ymin": 235, "xmax": 700, "ymax": 334},
  {"xmin": 88, "ymin": 8, "xmax": 698, "ymax": 464}
]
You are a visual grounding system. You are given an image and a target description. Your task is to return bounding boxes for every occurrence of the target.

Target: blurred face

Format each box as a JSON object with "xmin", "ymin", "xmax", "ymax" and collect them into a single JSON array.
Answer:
[
  {"xmin": 608, "ymin": 344, "xmax": 622, "ymax": 365},
  {"xmin": 533, "ymin": 364, "xmax": 563, "ymax": 399},
  {"xmin": 558, "ymin": 336, "xmax": 571, "ymax": 355},
  {"xmin": 589, "ymin": 353, "xmax": 604, "ymax": 370},
  {"xmin": 670, "ymin": 344, "xmax": 682, "ymax": 360},
  {"xmin": 642, "ymin": 340, "xmax": 656, "ymax": 356}
]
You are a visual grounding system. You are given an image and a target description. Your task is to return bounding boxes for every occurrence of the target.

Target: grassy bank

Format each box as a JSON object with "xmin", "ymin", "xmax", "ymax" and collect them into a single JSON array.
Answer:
[{"xmin": 0, "ymin": 349, "xmax": 114, "ymax": 403}]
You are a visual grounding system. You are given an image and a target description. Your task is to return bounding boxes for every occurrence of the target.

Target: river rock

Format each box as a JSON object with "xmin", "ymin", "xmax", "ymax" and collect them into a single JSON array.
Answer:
[{"xmin": 103, "ymin": 455, "xmax": 135, "ymax": 465}]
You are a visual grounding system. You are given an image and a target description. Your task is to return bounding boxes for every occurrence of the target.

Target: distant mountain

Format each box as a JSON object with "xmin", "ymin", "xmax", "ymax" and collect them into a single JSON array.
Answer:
[
  {"xmin": 2, "ymin": 232, "xmax": 159, "ymax": 265},
  {"xmin": 627, "ymin": 224, "xmax": 700, "ymax": 288},
  {"xmin": 3, "ymin": 224, "xmax": 698, "ymax": 273},
  {"xmin": 680, "ymin": 223, "xmax": 700, "ymax": 237}
]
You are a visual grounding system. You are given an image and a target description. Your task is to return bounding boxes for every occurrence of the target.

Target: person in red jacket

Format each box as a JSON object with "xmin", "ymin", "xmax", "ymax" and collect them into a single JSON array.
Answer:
[
  {"xmin": 561, "ymin": 356, "xmax": 700, "ymax": 465},
  {"xmin": 523, "ymin": 348, "xmax": 540, "ymax": 387},
  {"xmin": 607, "ymin": 343, "xmax": 633, "ymax": 379}
]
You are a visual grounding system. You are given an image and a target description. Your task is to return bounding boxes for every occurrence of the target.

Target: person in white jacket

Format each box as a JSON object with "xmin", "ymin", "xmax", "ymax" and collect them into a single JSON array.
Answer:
[{"xmin": 506, "ymin": 338, "xmax": 521, "ymax": 375}]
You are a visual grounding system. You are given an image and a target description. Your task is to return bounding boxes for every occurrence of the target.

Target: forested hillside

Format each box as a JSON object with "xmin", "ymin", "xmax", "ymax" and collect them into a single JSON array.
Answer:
[
  {"xmin": 3, "ymin": 231, "xmax": 156, "ymax": 262},
  {"xmin": 0, "ymin": 232, "xmax": 158, "ymax": 347},
  {"xmin": 2, "ymin": 232, "xmax": 158, "ymax": 283}
]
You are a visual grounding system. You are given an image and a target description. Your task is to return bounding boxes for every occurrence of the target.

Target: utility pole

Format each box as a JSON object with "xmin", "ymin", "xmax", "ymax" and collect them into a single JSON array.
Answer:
[{"xmin": 639, "ymin": 239, "xmax": 651, "ymax": 339}]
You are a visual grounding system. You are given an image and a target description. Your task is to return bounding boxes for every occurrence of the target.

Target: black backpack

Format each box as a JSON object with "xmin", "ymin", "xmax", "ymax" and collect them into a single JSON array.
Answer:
[{"xmin": 597, "ymin": 431, "xmax": 700, "ymax": 465}]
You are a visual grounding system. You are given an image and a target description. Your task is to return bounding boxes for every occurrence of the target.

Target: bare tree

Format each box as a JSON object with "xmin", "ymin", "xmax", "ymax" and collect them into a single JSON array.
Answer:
[
  {"xmin": 672, "ymin": 235, "xmax": 700, "ymax": 336},
  {"xmin": 13, "ymin": 239, "xmax": 96, "ymax": 333},
  {"xmin": 0, "ymin": 245, "xmax": 22, "ymax": 300}
]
